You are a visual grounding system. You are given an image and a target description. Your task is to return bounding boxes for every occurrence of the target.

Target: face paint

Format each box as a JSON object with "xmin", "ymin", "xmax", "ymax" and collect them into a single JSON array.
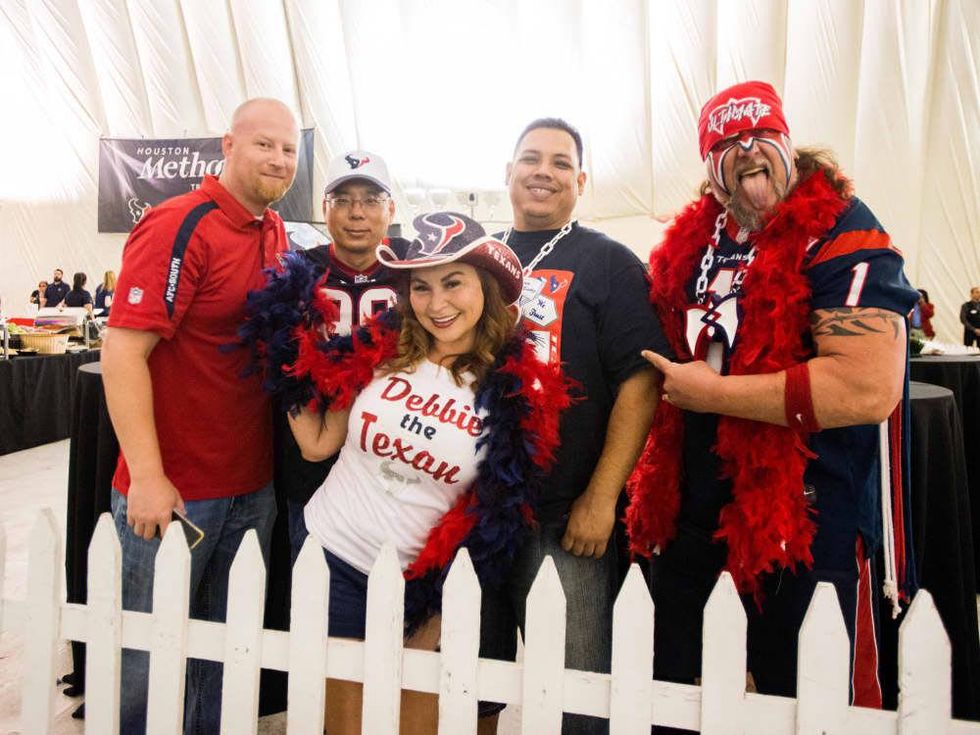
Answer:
[{"xmin": 706, "ymin": 130, "xmax": 794, "ymax": 198}]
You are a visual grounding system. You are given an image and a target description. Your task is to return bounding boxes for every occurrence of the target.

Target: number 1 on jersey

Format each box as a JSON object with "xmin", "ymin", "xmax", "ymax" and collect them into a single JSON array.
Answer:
[{"xmin": 845, "ymin": 262, "xmax": 869, "ymax": 307}]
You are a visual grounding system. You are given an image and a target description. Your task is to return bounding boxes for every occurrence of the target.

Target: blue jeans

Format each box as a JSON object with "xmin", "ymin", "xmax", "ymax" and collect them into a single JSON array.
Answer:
[
  {"xmin": 480, "ymin": 520, "xmax": 617, "ymax": 733},
  {"xmin": 286, "ymin": 497, "xmax": 309, "ymax": 569},
  {"xmin": 111, "ymin": 483, "xmax": 277, "ymax": 735}
]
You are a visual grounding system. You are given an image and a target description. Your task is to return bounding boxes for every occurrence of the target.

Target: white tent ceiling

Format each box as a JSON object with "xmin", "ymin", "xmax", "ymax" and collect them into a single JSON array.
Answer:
[{"xmin": 0, "ymin": 0, "xmax": 977, "ymax": 341}]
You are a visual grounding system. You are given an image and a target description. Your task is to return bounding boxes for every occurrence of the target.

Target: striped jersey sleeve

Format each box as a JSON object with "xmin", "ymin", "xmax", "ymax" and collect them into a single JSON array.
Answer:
[
  {"xmin": 108, "ymin": 200, "xmax": 215, "ymax": 339},
  {"xmin": 804, "ymin": 197, "xmax": 918, "ymax": 315}
]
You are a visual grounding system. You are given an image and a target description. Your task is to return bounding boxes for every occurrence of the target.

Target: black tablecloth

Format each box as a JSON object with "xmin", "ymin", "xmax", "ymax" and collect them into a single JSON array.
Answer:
[
  {"xmin": 879, "ymin": 381, "xmax": 979, "ymax": 719},
  {"xmin": 910, "ymin": 355, "xmax": 980, "ymax": 590},
  {"xmin": 65, "ymin": 361, "xmax": 119, "ymax": 693},
  {"xmin": 63, "ymin": 362, "xmax": 291, "ymax": 714},
  {"xmin": 0, "ymin": 350, "xmax": 101, "ymax": 455}
]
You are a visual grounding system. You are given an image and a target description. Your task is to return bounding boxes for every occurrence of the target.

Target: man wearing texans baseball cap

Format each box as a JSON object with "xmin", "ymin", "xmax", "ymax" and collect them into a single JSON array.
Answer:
[
  {"xmin": 628, "ymin": 80, "xmax": 918, "ymax": 715},
  {"xmin": 276, "ymin": 148, "xmax": 402, "ymax": 567}
]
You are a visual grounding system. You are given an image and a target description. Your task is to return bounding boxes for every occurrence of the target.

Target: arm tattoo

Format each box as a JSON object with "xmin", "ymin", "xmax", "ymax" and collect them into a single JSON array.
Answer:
[{"xmin": 810, "ymin": 307, "xmax": 902, "ymax": 340}]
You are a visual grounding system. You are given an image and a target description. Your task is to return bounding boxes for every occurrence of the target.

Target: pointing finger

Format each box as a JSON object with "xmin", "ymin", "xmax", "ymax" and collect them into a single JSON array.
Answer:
[{"xmin": 642, "ymin": 350, "xmax": 673, "ymax": 373}]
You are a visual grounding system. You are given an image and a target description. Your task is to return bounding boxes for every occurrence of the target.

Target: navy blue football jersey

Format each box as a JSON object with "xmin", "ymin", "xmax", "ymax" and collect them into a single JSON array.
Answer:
[
  {"xmin": 680, "ymin": 197, "xmax": 918, "ymax": 557},
  {"xmin": 276, "ymin": 244, "xmax": 401, "ymax": 503}
]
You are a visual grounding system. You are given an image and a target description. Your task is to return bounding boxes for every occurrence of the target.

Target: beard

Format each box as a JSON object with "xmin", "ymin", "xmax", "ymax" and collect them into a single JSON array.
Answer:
[
  {"xmin": 726, "ymin": 161, "xmax": 788, "ymax": 231},
  {"xmin": 252, "ymin": 177, "xmax": 292, "ymax": 206}
]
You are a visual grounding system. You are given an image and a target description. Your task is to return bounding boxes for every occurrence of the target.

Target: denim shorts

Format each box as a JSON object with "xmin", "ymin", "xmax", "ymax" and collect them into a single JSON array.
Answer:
[{"xmin": 324, "ymin": 548, "xmax": 370, "ymax": 639}]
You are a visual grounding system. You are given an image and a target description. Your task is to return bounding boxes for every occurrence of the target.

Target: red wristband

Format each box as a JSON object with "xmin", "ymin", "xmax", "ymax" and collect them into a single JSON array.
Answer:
[{"xmin": 784, "ymin": 362, "xmax": 820, "ymax": 434}]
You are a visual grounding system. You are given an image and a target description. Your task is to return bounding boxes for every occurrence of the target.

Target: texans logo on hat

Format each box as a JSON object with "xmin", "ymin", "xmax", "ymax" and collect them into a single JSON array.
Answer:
[
  {"xmin": 376, "ymin": 212, "xmax": 524, "ymax": 305},
  {"xmin": 345, "ymin": 154, "xmax": 370, "ymax": 169},
  {"xmin": 325, "ymin": 150, "xmax": 392, "ymax": 194}
]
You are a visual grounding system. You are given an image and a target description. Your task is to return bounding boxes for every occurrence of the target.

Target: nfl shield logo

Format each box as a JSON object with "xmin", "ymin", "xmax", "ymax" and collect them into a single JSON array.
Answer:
[{"xmin": 128, "ymin": 287, "xmax": 143, "ymax": 305}]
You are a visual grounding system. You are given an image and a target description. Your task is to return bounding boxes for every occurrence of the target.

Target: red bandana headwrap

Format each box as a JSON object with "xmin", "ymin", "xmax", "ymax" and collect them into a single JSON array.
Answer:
[{"xmin": 698, "ymin": 81, "xmax": 789, "ymax": 160}]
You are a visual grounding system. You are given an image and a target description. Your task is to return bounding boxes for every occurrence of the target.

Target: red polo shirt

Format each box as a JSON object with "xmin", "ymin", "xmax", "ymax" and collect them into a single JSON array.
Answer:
[{"xmin": 109, "ymin": 175, "xmax": 287, "ymax": 500}]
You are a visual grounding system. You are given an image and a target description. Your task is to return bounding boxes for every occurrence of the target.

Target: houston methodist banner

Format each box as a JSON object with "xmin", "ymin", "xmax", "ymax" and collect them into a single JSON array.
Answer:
[{"xmin": 97, "ymin": 129, "xmax": 315, "ymax": 232}]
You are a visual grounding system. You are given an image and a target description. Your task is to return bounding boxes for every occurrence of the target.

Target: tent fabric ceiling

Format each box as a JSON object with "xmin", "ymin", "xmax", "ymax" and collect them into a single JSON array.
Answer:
[{"xmin": 0, "ymin": 0, "xmax": 976, "ymax": 341}]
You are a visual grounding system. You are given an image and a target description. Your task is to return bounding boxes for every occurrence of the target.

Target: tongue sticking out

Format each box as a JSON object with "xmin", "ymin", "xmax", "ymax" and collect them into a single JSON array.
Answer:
[{"xmin": 738, "ymin": 170, "xmax": 771, "ymax": 209}]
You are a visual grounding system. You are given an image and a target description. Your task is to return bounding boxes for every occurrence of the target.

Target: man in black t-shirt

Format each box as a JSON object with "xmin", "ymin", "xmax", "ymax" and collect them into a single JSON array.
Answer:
[
  {"xmin": 276, "ymin": 150, "xmax": 401, "ymax": 561},
  {"xmin": 44, "ymin": 268, "xmax": 69, "ymax": 307},
  {"xmin": 960, "ymin": 286, "xmax": 980, "ymax": 347},
  {"xmin": 479, "ymin": 118, "xmax": 670, "ymax": 734}
]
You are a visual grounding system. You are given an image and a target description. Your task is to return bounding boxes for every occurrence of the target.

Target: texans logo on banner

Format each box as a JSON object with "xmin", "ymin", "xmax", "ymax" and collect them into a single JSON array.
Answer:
[
  {"xmin": 355, "ymin": 374, "xmax": 483, "ymax": 495},
  {"xmin": 520, "ymin": 269, "xmax": 572, "ymax": 366},
  {"xmin": 97, "ymin": 131, "xmax": 316, "ymax": 233}
]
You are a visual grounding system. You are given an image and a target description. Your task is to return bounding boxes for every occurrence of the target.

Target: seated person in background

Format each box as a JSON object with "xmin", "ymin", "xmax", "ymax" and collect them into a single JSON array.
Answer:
[
  {"xmin": 95, "ymin": 270, "xmax": 116, "ymax": 316},
  {"xmin": 249, "ymin": 213, "xmax": 572, "ymax": 734},
  {"xmin": 44, "ymin": 268, "xmax": 69, "ymax": 306},
  {"xmin": 64, "ymin": 272, "xmax": 94, "ymax": 315},
  {"xmin": 30, "ymin": 280, "xmax": 48, "ymax": 307}
]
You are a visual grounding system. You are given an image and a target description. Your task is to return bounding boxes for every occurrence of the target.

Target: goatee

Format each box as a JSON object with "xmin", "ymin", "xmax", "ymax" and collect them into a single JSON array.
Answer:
[
  {"xmin": 726, "ymin": 175, "xmax": 788, "ymax": 232},
  {"xmin": 254, "ymin": 179, "xmax": 291, "ymax": 207}
]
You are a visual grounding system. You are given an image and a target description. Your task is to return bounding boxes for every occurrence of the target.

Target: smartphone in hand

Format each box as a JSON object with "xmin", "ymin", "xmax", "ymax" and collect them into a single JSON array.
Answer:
[{"xmin": 155, "ymin": 509, "xmax": 205, "ymax": 550}]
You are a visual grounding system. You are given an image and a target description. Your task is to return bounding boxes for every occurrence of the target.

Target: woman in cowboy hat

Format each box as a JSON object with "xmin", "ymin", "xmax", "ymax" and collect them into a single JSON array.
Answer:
[{"xmin": 246, "ymin": 211, "xmax": 573, "ymax": 733}]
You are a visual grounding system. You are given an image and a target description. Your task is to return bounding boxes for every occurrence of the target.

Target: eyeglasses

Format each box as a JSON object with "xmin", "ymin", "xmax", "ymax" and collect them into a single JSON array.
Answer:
[{"xmin": 326, "ymin": 195, "xmax": 390, "ymax": 211}]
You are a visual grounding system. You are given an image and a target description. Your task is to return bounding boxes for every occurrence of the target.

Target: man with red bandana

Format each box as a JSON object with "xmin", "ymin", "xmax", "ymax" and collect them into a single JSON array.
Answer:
[{"xmin": 627, "ymin": 81, "xmax": 918, "ymax": 715}]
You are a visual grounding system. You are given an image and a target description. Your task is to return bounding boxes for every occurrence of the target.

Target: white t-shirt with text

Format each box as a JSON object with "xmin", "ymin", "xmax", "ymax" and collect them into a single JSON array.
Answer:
[{"xmin": 304, "ymin": 359, "xmax": 487, "ymax": 573}]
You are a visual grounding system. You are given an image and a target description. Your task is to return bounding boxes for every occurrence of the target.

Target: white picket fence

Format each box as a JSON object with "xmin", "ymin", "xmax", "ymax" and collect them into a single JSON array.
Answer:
[{"xmin": 2, "ymin": 508, "xmax": 979, "ymax": 734}]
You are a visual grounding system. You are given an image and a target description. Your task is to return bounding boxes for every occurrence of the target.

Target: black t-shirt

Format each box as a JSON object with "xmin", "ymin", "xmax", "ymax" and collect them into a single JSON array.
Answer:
[
  {"xmin": 276, "ymin": 245, "xmax": 401, "ymax": 504},
  {"xmin": 502, "ymin": 223, "xmax": 672, "ymax": 522},
  {"xmin": 961, "ymin": 301, "xmax": 980, "ymax": 329},
  {"xmin": 44, "ymin": 281, "xmax": 70, "ymax": 306}
]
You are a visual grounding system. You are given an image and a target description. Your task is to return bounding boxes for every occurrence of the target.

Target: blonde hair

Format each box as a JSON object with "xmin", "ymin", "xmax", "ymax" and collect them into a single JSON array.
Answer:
[
  {"xmin": 385, "ymin": 266, "xmax": 516, "ymax": 387},
  {"xmin": 102, "ymin": 271, "xmax": 117, "ymax": 291}
]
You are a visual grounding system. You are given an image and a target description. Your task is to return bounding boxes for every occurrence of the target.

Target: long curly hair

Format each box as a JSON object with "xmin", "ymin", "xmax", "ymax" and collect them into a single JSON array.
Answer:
[{"xmin": 385, "ymin": 265, "xmax": 516, "ymax": 387}]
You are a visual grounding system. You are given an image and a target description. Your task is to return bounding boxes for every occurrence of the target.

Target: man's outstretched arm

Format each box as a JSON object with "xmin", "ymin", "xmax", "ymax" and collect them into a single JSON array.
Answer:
[{"xmin": 645, "ymin": 306, "xmax": 906, "ymax": 429}]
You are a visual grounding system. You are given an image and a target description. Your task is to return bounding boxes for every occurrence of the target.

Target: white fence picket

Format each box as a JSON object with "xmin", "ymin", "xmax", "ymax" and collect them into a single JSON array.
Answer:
[
  {"xmin": 146, "ymin": 521, "xmax": 192, "ymax": 735},
  {"xmin": 362, "ymin": 543, "xmax": 404, "ymax": 734},
  {"xmin": 438, "ymin": 548, "xmax": 480, "ymax": 733},
  {"xmin": 898, "ymin": 590, "xmax": 951, "ymax": 734},
  {"xmin": 796, "ymin": 582, "xmax": 849, "ymax": 734},
  {"xmin": 21, "ymin": 509, "xmax": 61, "ymax": 734},
  {"xmin": 700, "ymin": 572, "xmax": 745, "ymax": 735},
  {"xmin": 220, "ymin": 530, "xmax": 266, "ymax": 735},
  {"xmin": 84, "ymin": 515, "xmax": 122, "ymax": 735},
  {"xmin": 286, "ymin": 536, "xmax": 329, "ymax": 735},
  {"xmin": 610, "ymin": 564, "xmax": 653, "ymax": 734},
  {"xmin": 521, "ymin": 555, "xmax": 566, "ymax": 734}
]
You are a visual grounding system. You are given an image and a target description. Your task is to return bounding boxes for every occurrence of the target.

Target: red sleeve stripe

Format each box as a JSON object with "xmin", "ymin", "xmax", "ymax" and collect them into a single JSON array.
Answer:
[{"xmin": 806, "ymin": 230, "xmax": 901, "ymax": 269}]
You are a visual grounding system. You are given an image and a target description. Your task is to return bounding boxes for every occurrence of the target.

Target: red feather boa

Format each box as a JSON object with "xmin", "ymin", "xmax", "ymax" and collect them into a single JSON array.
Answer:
[{"xmin": 626, "ymin": 171, "xmax": 850, "ymax": 595}]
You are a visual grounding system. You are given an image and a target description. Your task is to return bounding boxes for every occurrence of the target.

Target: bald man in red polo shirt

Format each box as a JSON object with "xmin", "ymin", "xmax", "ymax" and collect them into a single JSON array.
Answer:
[{"xmin": 102, "ymin": 98, "xmax": 298, "ymax": 734}]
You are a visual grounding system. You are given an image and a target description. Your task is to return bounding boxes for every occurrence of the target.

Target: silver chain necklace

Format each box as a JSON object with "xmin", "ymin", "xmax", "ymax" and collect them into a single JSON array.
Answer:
[
  {"xmin": 501, "ymin": 220, "xmax": 575, "ymax": 276},
  {"xmin": 694, "ymin": 210, "xmax": 757, "ymax": 304}
]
